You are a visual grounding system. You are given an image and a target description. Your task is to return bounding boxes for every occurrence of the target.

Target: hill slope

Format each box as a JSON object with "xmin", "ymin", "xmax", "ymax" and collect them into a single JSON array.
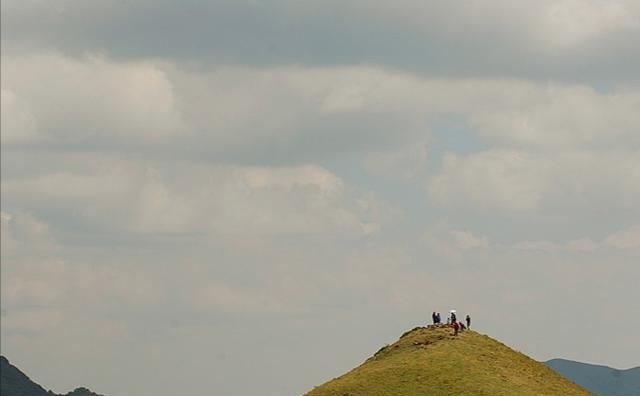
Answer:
[
  {"xmin": 304, "ymin": 326, "xmax": 591, "ymax": 396},
  {"xmin": 0, "ymin": 356, "xmax": 51, "ymax": 396},
  {"xmin": 0, "ymin": 356, "xmax": 104, "ymax": 396},
  {"xmin": 546, "ymin": 359, "xmax": 640, "ymax": 396}
]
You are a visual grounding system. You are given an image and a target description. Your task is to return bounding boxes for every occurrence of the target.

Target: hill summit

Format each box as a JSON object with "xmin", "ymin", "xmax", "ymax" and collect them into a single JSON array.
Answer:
[{"xmin": 304, "ymin": 326, "xmax": 591, "ymax": 396}]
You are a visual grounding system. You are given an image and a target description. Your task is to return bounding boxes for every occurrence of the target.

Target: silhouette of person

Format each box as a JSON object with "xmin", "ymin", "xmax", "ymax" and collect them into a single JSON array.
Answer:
[{"xmin": 466, "ymin": 315, "xmax": 471, "ymax": 329}]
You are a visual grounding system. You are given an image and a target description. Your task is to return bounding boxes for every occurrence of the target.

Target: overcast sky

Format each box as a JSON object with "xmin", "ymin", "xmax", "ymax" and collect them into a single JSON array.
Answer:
[{"xmin": 1, "ymin": 1, "xmax": 639, "ymax": 395}]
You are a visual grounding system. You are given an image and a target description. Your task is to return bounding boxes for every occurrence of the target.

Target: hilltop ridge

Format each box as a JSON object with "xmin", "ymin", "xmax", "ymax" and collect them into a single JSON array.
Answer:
[{"xmin": 304, "ymin": 326, "xmax": 591, "ymax": 396}]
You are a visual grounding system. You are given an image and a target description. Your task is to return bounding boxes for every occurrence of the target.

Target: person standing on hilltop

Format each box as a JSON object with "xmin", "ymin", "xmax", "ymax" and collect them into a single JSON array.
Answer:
[
  {"xmin": 466, "ymin": 314, "xmax": 471, "ymax": 329},
  {"xmin": 450, "ymin": 311, "xmax": 457, "ymax": 323},
  {"xmin": 432, "ymin": 311, "xmax": 437, "ymax": 325},
  {"xmin": 436, "ymin": 312, "xmax": 441, "ymax": 324}
]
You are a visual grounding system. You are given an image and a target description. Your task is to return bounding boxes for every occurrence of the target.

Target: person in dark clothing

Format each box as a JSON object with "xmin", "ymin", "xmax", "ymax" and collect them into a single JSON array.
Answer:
[
  {"xmin": 432, "ymin": 311, "xmax": 437, "ymax": 325},
  {"xmin": 466, "ymin": 314, "xmax": 471, "ymax": 329},
  {"xmin": 436, "ymin": 312, "xmax": 441, "ymax": 324},
  {"xmin": 451, "ymin": 311, "xmax": 457, "ymax": 323}
]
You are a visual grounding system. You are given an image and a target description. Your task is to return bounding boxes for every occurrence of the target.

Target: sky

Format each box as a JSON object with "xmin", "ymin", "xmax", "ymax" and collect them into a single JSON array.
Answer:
[{"xmin": 1, "ymin": 1, "xmax": 639, "ymax": 395}]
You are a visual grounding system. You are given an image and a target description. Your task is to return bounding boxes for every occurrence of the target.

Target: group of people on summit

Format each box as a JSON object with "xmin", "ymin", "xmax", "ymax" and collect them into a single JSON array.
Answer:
[{"xmin": 431, "ymin": 311, "xmax": 471, "ymax": 336}]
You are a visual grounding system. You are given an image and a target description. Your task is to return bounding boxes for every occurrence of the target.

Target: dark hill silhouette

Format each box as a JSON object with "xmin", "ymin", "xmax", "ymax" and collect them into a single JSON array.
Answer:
[
  {"xmin": 0, "ymin": 356, "xmax": 104, "ymax": 396},
  {"xmin": 546, "ymin": 359, "xmax": 640, "ymax": 396},
  {"xmin": 0, "ymin": 356, "xmax": 50, "ymax": 396},
  {"xmin": 304, "ymin": 326, "xmax": 591, "ymax": 396}
]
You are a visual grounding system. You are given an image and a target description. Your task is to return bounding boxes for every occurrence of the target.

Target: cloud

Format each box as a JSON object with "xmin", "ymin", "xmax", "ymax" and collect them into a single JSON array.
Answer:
[
  {"xmin": 450, "ymin": 230, "xmax": 490, "ymax": 250},
  {"xmin": 537, "ymin": 0, "xmax": 640, "ymax": 47},
  {"xmin": 4, "ymin": 52, "xmax": 638, "ymax": 167},
  {"xmin": 1, "ymin": 210, "xmax": 55, "ymax": 256},
  {"xmin": 2, "ymin": 158, "xmax": 387, "ymax": 237},
  {"xmin": 506, "ymin": 225, "xmax": 640, "ymax": 255},
  {"xmin": 469, "ymin": 85, "xmax": 640, "ymax": 149},
  {"xmin": 1, "ymin": 53, "xmax": 185, "ymax": 145},
  {"xmin": 429, "ymin": 150, "xmax": 548, "ymax": 212},
  {"xmin": 428, "ymin": 149, "xmax": 640, "ymax": 215},
  {"xmin": 2, "ymin": 0, "xmax": 639, "ymax": 83},
  {"xmin": 604, "ymin": 225, "xmax": 640, "ymax": 251},
  {"xmin": 0, "ymin": 89, "xmax": 39, "ymax": 144}
]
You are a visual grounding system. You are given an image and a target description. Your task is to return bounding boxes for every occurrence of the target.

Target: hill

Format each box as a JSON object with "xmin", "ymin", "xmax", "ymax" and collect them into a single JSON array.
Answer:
[
  {"xmin": 304, "ymin": 326, "xmax": 591, "ymax": 396},
  {"xmin": 0, "ymin": 356, "xmax": 104, "ymax": 396},
  {"xmin": 546, "ymin": 359, "xmax": 640, "ymax": 396}
]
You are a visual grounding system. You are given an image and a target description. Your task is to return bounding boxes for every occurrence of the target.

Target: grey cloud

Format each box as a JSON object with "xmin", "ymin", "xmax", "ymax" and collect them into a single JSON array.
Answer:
[{"xmin": 3, "ymin": 0, "xmax": 640, "ymax": 84}]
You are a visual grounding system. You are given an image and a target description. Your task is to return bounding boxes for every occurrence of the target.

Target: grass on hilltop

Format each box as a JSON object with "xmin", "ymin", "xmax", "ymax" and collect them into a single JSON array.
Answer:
[{"xmin": 304, "ymin": 326, "xmax": 591, "ymax": 396}]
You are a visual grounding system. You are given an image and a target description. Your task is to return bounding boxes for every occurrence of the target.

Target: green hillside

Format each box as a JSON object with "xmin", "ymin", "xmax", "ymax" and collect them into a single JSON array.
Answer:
[{"xmin": 304, "ymin": 326, "xmax": 591, "ymax": 396}]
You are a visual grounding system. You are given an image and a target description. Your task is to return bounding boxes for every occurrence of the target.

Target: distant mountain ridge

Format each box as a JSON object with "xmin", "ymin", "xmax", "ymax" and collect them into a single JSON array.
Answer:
[
  {"xmin": 545, "ymin": 358, "xmax": 640, "ymax": 396},
  {"xmin": 0, "ymin": 356, "xmax": 105, "ymax": 396}
]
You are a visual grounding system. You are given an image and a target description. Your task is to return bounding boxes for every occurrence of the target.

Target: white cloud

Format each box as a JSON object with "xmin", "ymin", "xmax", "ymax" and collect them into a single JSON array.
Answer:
[
  {"xmin": 1, "ymin": 53, "xmax": 185, "ymax": 144},
  {"xmin": 450, "ymin": 230, "xmax": 490, "ymax": 250},
  {"xmin": 507, "ymin": 225, "xmax": 640, "ymax": 254},
  {"xmin": 428, "ymin": 149, "xmax": 640, "ymax": 214},
  {"xmin": 423, "ymin": 227, "xmax": 490, "ymax": 260},
  {"xmin": 429, "ymin": 150, "xmax": 549, "ymax": 212},
  {"xmin": 604, "ymin": 224, "xmax": 640, "ymax": 251},
  {"xmin": 0, "ymin": 210, "xmax": 54, "ymax": 256},
  {"xmin": 3, "ymin": 52, "xmax": 639, "ymax": 160},
  {"xmin": 513, "ymin": 240, "xmax": 559, "ymax": 253},
  {"xmin": 2, "ymin": 158, "xmax": 386, "ymax": 236},
  {"xmin": 537, "ymin": 0, "xmax": 640, "ymax": 48},
  {"xmin": 469, "ymin": 85, "xmax": 640, "ymax": 149},
  {"xmin": 0, "ymin": 89, "xmax": 39, "ymax": 144},
  {"xmin": 565, "ymin": 238, "xmax": 598, "ymax": 252}
]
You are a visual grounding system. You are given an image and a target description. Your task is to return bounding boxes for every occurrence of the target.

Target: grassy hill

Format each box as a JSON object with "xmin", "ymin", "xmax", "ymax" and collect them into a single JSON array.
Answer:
[{"xmin": 304, "ymin": 326, "xmax": 591, "ymax": 396}]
